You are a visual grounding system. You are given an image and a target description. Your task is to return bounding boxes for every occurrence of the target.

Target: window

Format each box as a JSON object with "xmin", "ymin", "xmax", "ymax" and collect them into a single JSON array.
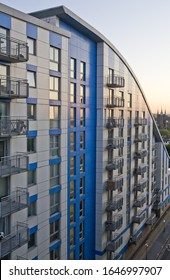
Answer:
[
  {"xmin": 79, "ymin": 222, "xmax": 84, "ymax": 240},
  {"xmin": 80, "ymin": 154, "xmax": 85, "ymax": 173},
  {"xmin": 50, "ymin": 76, "xmax": 60, "ymax": 100},
  {"xmin": 70, "ymin": 204, "xmax": 75, "ymax": 223},
  {"xmin": 80, "ymin": 131, "xmax": 85, "ymax": 150},
  {"xmin": 27, "ymin": 137, "xmax": 36, "ymax": 153},
  {"xmin": 70, "ymin": 108, "xmax": 76, "ymax": 127},
  {"xmin": 70, "ymin": 58, "xmax": 76, "ymax": 79},
  {"xmin": 27, "ymin": 104, "xmax": 36, "ymax": 120},
  {"xmin": 0, "ymin": 215, "xmax": 10, "ymax": 236},
  {"xmin": 70, "ymin": 132, "xmax": 75, "ymax": 151},
  {"xmin": 50, "ymin": 164, "xmax": 60, "ymax": 187},
  {"xmin": 28, "ymin": 170, "xmax": 36, "ymax": 186},
  {"xmin": 80, "ymin": 84, "xmax": 85, "ymax": 103},
  {"xmin": 27, "ymin": 71, "xmax": 36, "ymax": 88},
  {"xmin": 0, "ymin": 177, "xmax": 8, "ymax": 201},
  {"xmin": 50, "ymin": 106, "xmax": 60, "ymax": 129},
  {"xmin": 80, "ymin": 61, "xmax": 86, "ymax": 81},
  {"xmin": 108, "ymin": 68, "xmax": 114, "ymax": 84},
  {"xmin": 50, "ymin": 46, "xmax": 60, "ymax": 72},
  {"xmin": 127, "ymin": 93, "xmax": 132, "ymax": 108},
  {"xmin": 50, "ymin": 247, "xmax": 60, "ymax": 260},
  {"xmin": 50, "ymin": 192, "xmax": 60, "ymax": 216},
  {"xmin": 50, "ymin": 219, "xmax": 60, "ymax": 243},
  {"xmin": 70, "ymin": 228, "xmax": 75, "ymax": 247},
  {"xmin": 80, "ymin": 200, "xmax": 84, "ymax": 217},
  {"xmin": 70, "ymin": 181, "xmax": 75, "ymax": 200},
  {"xmin": 80, "ymin": 108, "xmax": 85, "ymax": 126},
  {"xmin": 70, "ymin": 156, "xmax": 75, "ymax": 176},
  {"xmin": 79, "ymin": 244, "xmax": 84, "ymax": 260},
  {"xmin": 27, "ymin": 37, "xmax": 36, "ymax": 55},
  {"xmin": 70, "ymin": 83, "xmax": 76, "ymax": 103},
  {"xmin": 50, "ymin": 135, "xmax": 60, "ymax": 158},
  {"xmin": 80, "ymin": 177, "xmax": 85, "ymax": 195},
  {"xmin": 28, "ymin": 232, "xmax": 36, "ymax": 248},
  {"xmin": 0, "ymin": 27, "xmax": 8, "ymax": 54},
  {"xmin": 28, "ymin": 201, "xmax": 36, "ymax": 217}
]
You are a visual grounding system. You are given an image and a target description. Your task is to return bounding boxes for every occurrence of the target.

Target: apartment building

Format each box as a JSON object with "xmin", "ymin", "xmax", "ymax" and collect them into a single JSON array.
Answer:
[{"xmin": 0, "ymin": 3, "xmax": 169, "ymax": 260}]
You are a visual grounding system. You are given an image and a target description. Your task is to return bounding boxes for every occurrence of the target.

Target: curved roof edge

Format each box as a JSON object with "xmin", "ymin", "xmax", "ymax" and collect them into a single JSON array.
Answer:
[{"xmin": 30, "ymin": 5, "xmax": 167, "ymax": 151}]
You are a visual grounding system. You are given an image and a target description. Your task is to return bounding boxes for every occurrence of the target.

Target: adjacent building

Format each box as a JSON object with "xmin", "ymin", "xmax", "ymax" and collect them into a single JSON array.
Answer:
[{"xmin": 0, "ymin": 3, "xmax": 169, "ymax": 260}]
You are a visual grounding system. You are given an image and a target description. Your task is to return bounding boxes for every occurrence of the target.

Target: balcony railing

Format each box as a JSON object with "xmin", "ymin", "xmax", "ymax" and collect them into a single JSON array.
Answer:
[
  {"xmin": 134, "ymin": 164, "xmax": 147, "ymax": 175},
  {"xmin": 0, "ymin": 188, "xmax": 28, "ymax": 218},
  {"xmin": 0, "ymin": 33, "xmax": 28, "ymax": 63},
  {"xmin": 105, "ymin": 176, "xmax": 123, "ymax": 191},
  {"xmin": 152, "ymin": 201, "xmax": 161, "ymax": 210},
  {"xmin": 132, "ymin": 211, "xmax": 146, "ymax": 224},
  {"xmin": 105, "ymin": 214, "xmax": 123, "ymax": 231},
  {"xmin": 145, "ymin": 213, "xmax": 157, "ymax": 225},
  {"xmin": 133, "ymin": 179, "xmax": 147, "ymax": 192},
  {"xmin": 0, "ymin": 76, "xmax": 29, "ymax": 99},
  {"xmin": 0, "ymin": 222, "xmax": 28, "ymax": 258},
  {"xmin": 0, "ymin": 153, "xmax": 28, "ymax": 177},
  {"xmin": 129, "ymin": 231, "xmax": 142, "ymax": 244},
  {"xmin": 154, "ymin": 188, "xmax": 162, "ymax": 195},
  {"xmin": 106, "ymin": 138, "xmax": 124, "ymax": 149},
  {"xmin": 106, "ymin": 157, "xmax": 124, "ymax": 171},
  {"xmin": 106, "ymin": 97, "xmax": 124, "ymax": 108},
  {"xmin": 134, "ymin": 150, "xmax": 147, "ymax": 159},
  {"xmin": 106, "ymin": 196, "xmax": 123, "ymax": 211},
  {"xmin": 134, "ymin": 118, "xmax": 147, "ymax": 126},
  {"xmin": 106, "ymin": 236, "xmax": 123, "ymax": 252},
  {"xmin": 133, "ymin": 196, "xmax": 146, "ymax": 207},
  {"xmin": 134, "ymin": 134, "xmax": 147, "ymax": 142},
  {"xmin": 106, "ymin": 118, "xmax": 124, "ymax": 129},
  {"xmin": 107, "ymin": 75, "xmax": 125, "ymax": 88},
  {"xmin": 0, "ymin": 117, "xmax": 28, "ymax": 137}
]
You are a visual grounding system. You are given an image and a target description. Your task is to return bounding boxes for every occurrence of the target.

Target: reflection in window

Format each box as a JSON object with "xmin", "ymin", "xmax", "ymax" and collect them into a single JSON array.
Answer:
[
  {"xmin": 50, "ymin": 76, "xmax": 60, "ymax": 100},
  {"xmin": 27, "ymin": 71, "xmax": 36, "ymax": 88},
  {"xmin": 50, "ymin": 46, "xmax": 60, "ymax": 72},
  {"xmin": 70, "ymin": 58, "xmax": 76, "ymax": 79},
  {"xmin": 27, "ymin": 37, "xmax": 36, "ymax": 55},
  {"xmin": 49, "ymin": 106, "xmax": 60, "ymax": 129}
]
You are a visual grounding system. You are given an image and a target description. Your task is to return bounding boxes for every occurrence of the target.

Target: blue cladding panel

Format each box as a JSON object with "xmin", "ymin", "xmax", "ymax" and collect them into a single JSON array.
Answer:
[
  {"xmin": 27, "ymin": 130, "xmax": 37, "ymax": 137},
  {"xmin": 28, "ymin": 162, "xmax": 37, "ymax": 170},
  {"xmin": 49, "ymin": 129, "xmax": 61, "ymax": 135},
  {"xmin": 29, "ymin": 194, "xmax": 38, "ymax": 203},
  {"xmin": 49, "ymin": 213, "xmax": 61, "ymax": 223},
  {"xmin": 49, "ymin": 70, "xmax": 61, "ymax": 77},
  {"xmin": 29, "ymin": 225, "xmax": 38, "ymax": 235},
  {"xmin": 50, "ymin": 32, "xmax": 62, "ymax": 48},
  {"xmin": 49, "ymin": 240, "xmax": 61, "ymax": 251},
  {"xmin": 60, "ymin": 20, "xmax": 96, "ymax": 260},
  {"xmin": 27, "ymin": 23, "xmax": 37, "ymax": 39},
  {"xmin": 49, "ymin": 186, "xmax": 61, "ymax": 194},
  {"xmin": 26, "ymin": 64, "xmax": 37, "ymax": 72},
  {"xmin": 0, "ymin": 13, "xmax": 11, "ymax": 29},
  {"xmin": 49, "ymin": 158, "xmax": 61, "ymax": 165},
  {"xmin": 27, "ymin": 98, "xmax": 37, "ymax": 104}
]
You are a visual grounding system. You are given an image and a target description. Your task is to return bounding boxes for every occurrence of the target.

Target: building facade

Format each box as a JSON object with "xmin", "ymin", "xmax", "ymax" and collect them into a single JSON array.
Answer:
[{"xmin": 0, "ymin": 4, "xmax": 169, "ymax": 260}]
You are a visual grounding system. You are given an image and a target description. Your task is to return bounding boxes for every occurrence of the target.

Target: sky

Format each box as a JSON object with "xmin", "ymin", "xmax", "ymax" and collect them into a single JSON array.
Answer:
[{"xmin": 1, "ymin": 0, "xmax": 170, "ymax": 113}]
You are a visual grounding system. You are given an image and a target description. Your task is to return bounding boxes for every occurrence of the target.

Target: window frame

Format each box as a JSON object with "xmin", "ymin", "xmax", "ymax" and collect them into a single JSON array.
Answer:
[{"xmin": 27, "ymin": 70, "xmax": 36, "ymax": 88}]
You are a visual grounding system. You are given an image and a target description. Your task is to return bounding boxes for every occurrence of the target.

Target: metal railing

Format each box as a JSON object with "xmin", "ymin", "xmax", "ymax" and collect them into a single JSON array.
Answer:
[
  {"xmin": 106, "ymin": 196, "xmax": 123, "ymax": 212},
  {"xmin": 106, "ymin": 117, "xmax": 124, "ymax": 129},
  {"xmin": 105, "ymin": 214, "xmax": 123, "ymax": 231},
  {"xmin": 0, "ymin": 33, "xmax": 28, "ymax": 62},
  {"xmin": 105, "ymin": 97, "xmax": 124, "ymax": 108},
  {"xmin": 134, "ymin": 150, "xmax": 147, "ymax": 159},
  {"xmin": 134, "ymin": 133, "xmax": 147, "ymax": 142},
  {"xmin": 107, "ymin": 75, "xmax": 125, "ymax": 88},
  {"xmin": 106, "ymin": 138, "xmax": 124, "ymax": 149},
  {"xmin": 133, "ymin": 212, "xmax": 146, "ymax": 224},
  {"xmin": 0, "ymin": 153, "xmax": 28, "ymax": 177},
  {"xmin": 106, "ymin": 157, "xmax": 124, "ymax": 171},
  {"xmin": 134, "ymin": 118, "xmax": 147, "ymax": 126},
  {"xmin": 0, "ymin": 75, "xmax": 28, "ymax": 98},
  {"xmin": 0, "ymin": 188, "xmax": 28, "ymax": 217},
  {"xmin": 134, "ymin": 179, "xmax": 147, "ymax": 192},
  {"xmin": 0, "ymin": 117, "xmax": 28, "ymax": 137},
  {"xmin": 105, "ymin": 176, "xmax": 124, "ymax": 191},
  {"xmin": 134, "ymin": 164, "xmax": 147, "ymax": 175},
  {"xmin": 106, "ymin": 236, "xmax": 123, "ymax": 252},
  {"xmin": 0, "ymin": 222, "xmax": 28, "ymax": 258},
  {"xmin": 133, "ymin": 196, "xmax": 146, "ymax": 207}
]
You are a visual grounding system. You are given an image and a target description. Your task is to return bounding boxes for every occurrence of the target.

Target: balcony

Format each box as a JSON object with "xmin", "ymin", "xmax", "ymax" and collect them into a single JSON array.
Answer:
[
  {"xmin": 133, "ymin": 196, "xmax": 146, "ymax": 207},
  {"xmin": 106, "ymin": 138, "xmax": 124, "ymax": 149},
  {"xmin": 129, "ymin": 231, "xmax": 142, "ymax": 244},
  {"xmin": 0, "ymin": 117, "xmax": 28, "ymax": 137},
  {"xmin": 151, "ymin": 194, "xmax": 157, "ymax": 204},
  {"xmin": 133, "ymin": 179, "xmax": 147, "ymax": 192},
  {"xmin": 146, "ymin": 213, "xmax": 157, "ymax": 225},
  {"xmin": 152, "ymin": 201, "xmax": 161, "ymax": 210},
  {"xmin": 132, "ymin": 211, "xmax": 146, "ymax": 224},
  {"xmin": 105, "ymin": 176, "xmax": 123, "ymax": 191},
  {"xmin": 106, "ymin": 118, "xmax": 124, "ymax": 129},
  {"xmin": 134, "ymin": 150, "xmax": 147, "ymax": 159},
  {"xmin": 0, "ymin": 188, "xmax": 28, "ymax": 218},
  {"xmin": 107, "ymin": 75, "xmax": 125, "ymax": 88},
  {"xmin": 106, "ymin": 196, "xmax": 123, "ymax": 211},
  {"xmin": 134, "ymin": 118, "xmax": 147, "ymax": 126},
  {"xmin": 0, "ymin": 153, "xmax": 28, "ymax": 177},
  {"xmin": 106, "ymin": 157, "xmax": 124, "ymax": 171},
  {"xmin": 0, "ymin": 33, "xmax": 28, "ymax": 63},
  {"xmin": 106, "ymin": 97, "xmax": 124, "ymax": 108},
  {"xmin": 134, "ymin": 134, "xmax": 147, "ymax": 142},
  {"xmin": 105, "ymin": 214, "xmax": 123, "ymax": 231},
  {"xmin": 154, "ymin": 188, "xmax": 162, "ymax": 195},
  {"xmin": 106, "ymin": 236, "xmax": 123, "ymax": 252},
  {"xmin": 134, "ymin": 164, "xmax": 147, "ymax": 175},
  {"xmin": 0, "ymin": 76, "xmax": 28, "ymax": 99},
  {"xmin": 0, "ymin": 222, "xmax": 28, "ymax": 258}
]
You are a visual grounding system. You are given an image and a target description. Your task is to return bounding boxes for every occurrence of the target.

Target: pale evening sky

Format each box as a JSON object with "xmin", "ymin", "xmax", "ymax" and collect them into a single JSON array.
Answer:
[{"xmin": 1, "ymin": 0, "xmax": 170, "ymax": 114}]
